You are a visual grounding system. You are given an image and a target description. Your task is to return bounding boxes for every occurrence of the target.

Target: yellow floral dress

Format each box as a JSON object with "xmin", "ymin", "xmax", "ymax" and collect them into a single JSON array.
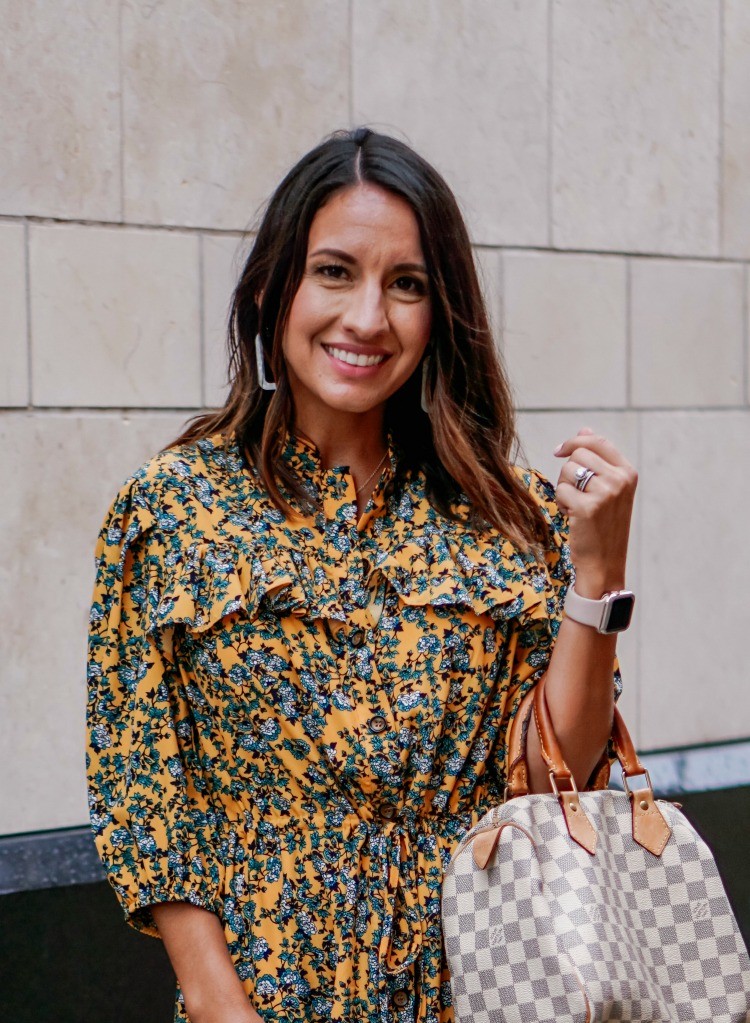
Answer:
[{"xmin": 86, "ymin": 430, "xmax": 619, "ymax": 1023}]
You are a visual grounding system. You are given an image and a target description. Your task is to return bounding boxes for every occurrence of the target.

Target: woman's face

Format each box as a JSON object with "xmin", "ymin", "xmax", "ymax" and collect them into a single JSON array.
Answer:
[{"xmin": 282, "ymin": 183, "xmax": 432, "ymax": 427}]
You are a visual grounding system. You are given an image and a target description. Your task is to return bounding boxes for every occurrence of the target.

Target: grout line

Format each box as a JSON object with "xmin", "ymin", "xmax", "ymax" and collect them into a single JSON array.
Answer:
[
  {"xmin": 491, "ymin": 245, "xmax": 748, "ymax": 265},
  {"xmin": 198, "ymin": 234, "xmax": 206, "ymax": 408},
  {"xmin": 547, "ymin": 0, "xmax": 554, "ymax": 249},
  {"xmin": 635, "ymin": 410, "xmax": 643, "ymax": 743},
  {"xmin": 5, "ymin": 403, "xmax": 750, "ymax": 417},
  {"xmin": 512, "ymin": 403, "xmax": 750, "ymax": 414},
  {"xmin": 497, "ymin": 249, "xmax": 505, "ymax": 354},
  {"xmin": 0, "ymin": 211, "xmax": 745, "ymax": 267},
  {"xmin": 625, "ymin": 257, "xmax": 632, "ymax": 407},
  {"xmin": 24, "ymin": 220, "xmax": 32, "ymax": 408},
  {"xmin": 0, "ymin": 407, "xmax": 205, "ymax": 416},
  {"xmin": 118, "ymin": 0, "xmax": 125, "ymax": 223},
  {"xmin": 0, "ymin": 214, "xmax": 252, "ymax": 239},
  {"xmin": 718, "ymin": 0, "xmax": 725, "ymax": 256},
  {"xmin": 743, "ymin": 263, "xmax": 749, "ymax": 404},
  {"xmin": 348, "ymin": 0, "xmax": 354, "ymax": 126}
]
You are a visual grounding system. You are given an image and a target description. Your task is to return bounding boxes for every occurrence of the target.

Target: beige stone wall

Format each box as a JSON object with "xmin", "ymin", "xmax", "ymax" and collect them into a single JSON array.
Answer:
[{"xmin": 1, "ymin": 0, "xmax": 748, "ymax": 836}]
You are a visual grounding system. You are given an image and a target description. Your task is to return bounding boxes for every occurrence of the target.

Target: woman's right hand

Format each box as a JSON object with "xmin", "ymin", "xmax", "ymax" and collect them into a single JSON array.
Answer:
[{"xmin": 151, "ymin": 902, "xmax": 262, "ymax": 1023}]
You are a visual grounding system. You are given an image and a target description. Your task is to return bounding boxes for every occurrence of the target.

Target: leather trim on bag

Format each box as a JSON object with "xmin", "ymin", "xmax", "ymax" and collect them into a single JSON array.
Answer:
[
  {"xmin": 560, "ymin": 791, "xmax": 597, "ymax": 855},
  {"xmin": 630, "ymin": 787, "xmax": 672, "ymax": 856},
  {"xmin": 471, "ymin": 821, "xmax": 536, "ymax": 871}
]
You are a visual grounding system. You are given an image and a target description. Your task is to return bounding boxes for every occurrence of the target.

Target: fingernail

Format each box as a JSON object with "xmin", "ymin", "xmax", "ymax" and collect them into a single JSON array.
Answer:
[{"xmin": 553, "ymin": 443, "xmax": 564, "ymax": 455}]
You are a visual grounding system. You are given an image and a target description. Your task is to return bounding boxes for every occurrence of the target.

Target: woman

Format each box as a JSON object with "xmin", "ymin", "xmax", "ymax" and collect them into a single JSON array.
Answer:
[{"xmin": 86, "ymin": 128, "xmax": 635, "ymax": 1023}]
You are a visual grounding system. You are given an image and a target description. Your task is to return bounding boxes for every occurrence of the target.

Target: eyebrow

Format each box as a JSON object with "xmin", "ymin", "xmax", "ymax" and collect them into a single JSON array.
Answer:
[{"xmin": 308, "ymin": 247, "xmax": 428, "ymax": 275}]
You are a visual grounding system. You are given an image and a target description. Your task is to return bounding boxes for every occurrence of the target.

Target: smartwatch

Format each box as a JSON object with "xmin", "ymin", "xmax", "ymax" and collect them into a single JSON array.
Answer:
[{"xmin": 564, "ymin": 585, "xmax": 635, "ymax": 634}]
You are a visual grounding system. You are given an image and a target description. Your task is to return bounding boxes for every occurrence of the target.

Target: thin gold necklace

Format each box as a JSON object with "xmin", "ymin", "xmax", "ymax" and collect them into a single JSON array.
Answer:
[{"xmin": 355, "ymin": 450, "xmax": 389, "ymax": 497}]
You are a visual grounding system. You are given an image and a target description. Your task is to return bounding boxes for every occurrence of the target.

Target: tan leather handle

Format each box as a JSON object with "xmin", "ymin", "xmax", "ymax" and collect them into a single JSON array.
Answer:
[
  {"xmin": 610, "ymin": 711, "xmax": 645, "ymax": 779},
  {"xmin": 505, "ymin": 686, "xmax": 537, "ymax": 797},
  {"xmin": 502, "ymin": 674, "xmax": 671, "ymax": 858},
  {"xmin": 532, "ymin": 674, "xmax": 576, "ymax": 787},
  {"xmin": 507, "ymin": 674, "xmax": 654, "ymax": 796},
  {"xmin": 506, "ymin": 677, "xmax": 610, "ymax": 799},
  {"xmin": 534, "ymin": 673, "xmax": 658, "ymax": 785}
]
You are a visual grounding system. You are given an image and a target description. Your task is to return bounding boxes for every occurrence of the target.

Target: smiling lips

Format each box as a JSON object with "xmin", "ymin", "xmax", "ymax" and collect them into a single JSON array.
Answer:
[{"xmin": 323, "ymin": 344, "xmax": 389, "ymax": 368}]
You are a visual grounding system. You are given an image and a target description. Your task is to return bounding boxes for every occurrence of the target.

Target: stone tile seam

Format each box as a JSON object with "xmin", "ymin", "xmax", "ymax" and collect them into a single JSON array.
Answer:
[
  {"xmin": 546, "ymin": 0, "xmax": 554, "ymax": 250},
  {"xmin": 634, "ymin": 410, "xmax": 643, "ymax": 742},
  {"xmin": 498, "ymin": 247, "xmax": 749, "ymax": 266},
  {"xmin": 625, "ymin": 257, "xmax": 632, "ymax": 408},
  {"xmin": 743, "ymin": 264, "xmax": 749, "ymax": 402},
  {"xmin": 515, "ymin": 405, "xmax": 750, "ymax": 414},
  {"xmin": 718, "ymin": 0, "xmax": 725, "ymax": 257},
  {"xmin": 198, "ymin": 234, "xmax": 206, "ymax": 409},
  {"xmin": 2, "ymin": 405, "xmax": 750, "ymax": 417},
  {"xmin": 5, "ymin": 216, "xmax": 250, "ymax": 240},
  {"xmin": 347, "ymin": 0, "xmax": 354, "ymax": 127},
  {"xmin": 2, "ymin": 216, "xmax": 747, "ymax": 265},
  {"xmin": 23, "ymin": 221, "xmax": 32, "ymax": 409},
  {"xmin": 117, "ymin": 0, "xmax": 125, "ymax": 224}
]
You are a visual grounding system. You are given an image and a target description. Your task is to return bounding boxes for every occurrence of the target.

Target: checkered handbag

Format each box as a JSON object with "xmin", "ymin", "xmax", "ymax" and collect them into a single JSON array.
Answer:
[{"xmin": 441, "ymin": 677, "xmax": 750, "ymax": 1022}]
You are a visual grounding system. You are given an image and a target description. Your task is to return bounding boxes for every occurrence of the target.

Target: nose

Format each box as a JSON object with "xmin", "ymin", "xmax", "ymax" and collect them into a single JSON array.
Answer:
[{"xmin": 340, "ymin": 281, "xmax": 389, "ymax": 341}]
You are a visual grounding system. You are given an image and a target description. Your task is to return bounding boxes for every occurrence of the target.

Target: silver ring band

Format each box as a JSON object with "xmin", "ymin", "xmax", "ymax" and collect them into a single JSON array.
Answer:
[{"xmin": 575, "ymin": 467, "xmax": 596, "ymax": 493}]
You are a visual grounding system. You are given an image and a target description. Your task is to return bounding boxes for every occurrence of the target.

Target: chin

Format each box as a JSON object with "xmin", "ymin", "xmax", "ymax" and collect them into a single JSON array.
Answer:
[
  {"xmin": 326, "ymin": 398, "xmax": 385, "ymax": 415},
  {"xmin": 317, "ymin": 387, "xmax": 390, "ymax": 415}
]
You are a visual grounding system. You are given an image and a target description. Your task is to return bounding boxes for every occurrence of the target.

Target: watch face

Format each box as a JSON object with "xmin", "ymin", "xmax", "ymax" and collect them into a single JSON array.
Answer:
[{"xmin": 604, "ymin": 594, "xmax": 635, "ymax": 633}]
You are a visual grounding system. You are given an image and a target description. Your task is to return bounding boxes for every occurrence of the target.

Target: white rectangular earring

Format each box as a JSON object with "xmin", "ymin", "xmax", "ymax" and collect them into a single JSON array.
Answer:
[
  {"xmin": 421, "ymin": 357, "xmax": 430, "ymax": 413},
  {"xmin": 255, "ymin": 333, "xmax": 277, "ymax": 391}
]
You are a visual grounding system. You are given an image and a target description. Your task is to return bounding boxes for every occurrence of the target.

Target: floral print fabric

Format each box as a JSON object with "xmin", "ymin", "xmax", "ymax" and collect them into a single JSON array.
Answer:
[{"xmin": 86, "ymin": 431, "xmax": 619, "ymax": 1023}]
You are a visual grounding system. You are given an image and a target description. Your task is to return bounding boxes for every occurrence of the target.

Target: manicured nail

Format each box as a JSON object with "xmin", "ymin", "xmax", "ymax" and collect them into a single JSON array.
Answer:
[{"xmin": 553, "ymin": 443, "xmax": 564, "ymax": 455}]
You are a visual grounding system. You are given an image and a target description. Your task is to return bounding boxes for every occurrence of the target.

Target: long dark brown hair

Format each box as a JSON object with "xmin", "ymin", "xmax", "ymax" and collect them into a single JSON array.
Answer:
[{"xmin": 173, "ymin": 128, "xmax": 548, "ymax": 549}]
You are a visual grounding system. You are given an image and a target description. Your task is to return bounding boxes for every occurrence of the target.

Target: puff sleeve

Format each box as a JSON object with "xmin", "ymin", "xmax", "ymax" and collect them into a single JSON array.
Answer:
[{"xmin": 85, "ymin": 478, "xmax": 223, "ymax": 936}]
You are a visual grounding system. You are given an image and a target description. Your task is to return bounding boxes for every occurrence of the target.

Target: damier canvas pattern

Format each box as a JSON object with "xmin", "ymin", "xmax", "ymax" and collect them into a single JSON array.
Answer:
[{"xmin": 441, "ymin": 791, "xmax": 750, "ymax": 1022}]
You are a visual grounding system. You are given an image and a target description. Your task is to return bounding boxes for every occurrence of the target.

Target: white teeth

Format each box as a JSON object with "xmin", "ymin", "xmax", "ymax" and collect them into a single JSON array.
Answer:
[{"xmin": 325, "ymin": 345, "xmax": 386, "ymax": 367}]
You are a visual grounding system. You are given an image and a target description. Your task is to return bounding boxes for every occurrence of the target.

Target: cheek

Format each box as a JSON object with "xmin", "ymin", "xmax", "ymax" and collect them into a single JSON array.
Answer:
[
  {"xmin": 285, "ymin": 282, "xmax": 337, "ymax": 343},
  {"xmin": 401, "ymin": 304, "xmax": 432, "ymax": 358}
]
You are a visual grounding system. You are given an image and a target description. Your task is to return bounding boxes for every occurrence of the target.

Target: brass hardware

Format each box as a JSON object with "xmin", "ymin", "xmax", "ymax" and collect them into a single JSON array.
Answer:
[
  {"xmin": 549, "ymin": 772, "xmax": 579, "ymax": 799},
  {"xmin": 622, "ymin": 768, "xmax": 653, "ymax": 797}
]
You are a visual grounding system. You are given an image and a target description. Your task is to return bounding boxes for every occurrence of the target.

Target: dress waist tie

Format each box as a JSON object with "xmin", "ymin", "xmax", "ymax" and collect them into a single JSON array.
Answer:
[{"xmin": 336, "ymin": 813, "xmax": 443, "ymax": 1023}]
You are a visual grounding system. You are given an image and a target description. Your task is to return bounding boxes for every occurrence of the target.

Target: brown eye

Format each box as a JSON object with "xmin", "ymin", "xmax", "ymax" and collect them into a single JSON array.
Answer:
[
  {"xmin": 314, "ymin": 263, "xmax": 347, "ymax": 280},
  {"xmin": 393, "ymin": 276, "xmax": 426, "ymax": 295}
]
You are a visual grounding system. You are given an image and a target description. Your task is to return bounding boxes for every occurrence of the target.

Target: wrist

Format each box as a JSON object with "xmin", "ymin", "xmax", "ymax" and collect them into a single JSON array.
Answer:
[{"xmin": 572, "ymin": 569, "xmax": 626, "ymax": 599}]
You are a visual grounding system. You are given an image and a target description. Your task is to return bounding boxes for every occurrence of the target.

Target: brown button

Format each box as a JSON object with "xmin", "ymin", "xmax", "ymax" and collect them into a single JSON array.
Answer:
[
  {"xmin": 381, "ymin": 804, "xmax": 396, "ymax": 821},
  {"xmin": 392, "ymin": 990, "xmax": 408, "ymax": 1008},
  {"xmin": 368, "ymin": 714, "xmax": 388, "ymax": 734},
  {"xmin": 350, "ymin": 628, "xmax": 366, "ymax": 648}
]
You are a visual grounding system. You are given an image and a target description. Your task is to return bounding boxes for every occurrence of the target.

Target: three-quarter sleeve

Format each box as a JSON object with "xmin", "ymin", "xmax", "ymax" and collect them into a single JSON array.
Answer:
[
  {"xmin": 492, "ymin": 467, "xmax": 622, "ymax": 783},
  {"xmin": 86, "ymin": 478, "xmax": 222, "ymax": 936}
]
